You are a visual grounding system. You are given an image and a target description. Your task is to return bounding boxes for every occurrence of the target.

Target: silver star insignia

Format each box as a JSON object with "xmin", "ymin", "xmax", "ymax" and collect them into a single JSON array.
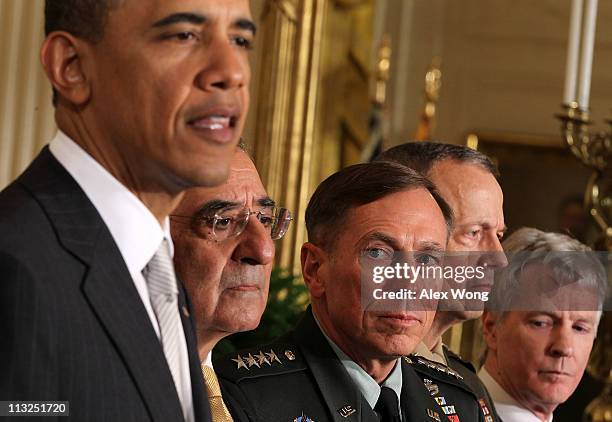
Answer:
[
  {"xmin": 232, "ymin": 355, "xmax": 249, "ymax": 370},
  {"xmin": 245, "ymin": 353, "xmax": 260, "ymax": 368},
  {"xmin": 256, "ymin": 351, "xmax": 270, "ymax": 366},
  {"xmin": 265, "ymin": 349, "xmax": 282, "ymax": 364}
]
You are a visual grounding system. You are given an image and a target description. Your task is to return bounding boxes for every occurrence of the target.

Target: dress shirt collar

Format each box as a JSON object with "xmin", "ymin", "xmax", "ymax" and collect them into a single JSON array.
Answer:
[
  {"xmin": 313, "ymin": 313, "xmax": 403, "ymax": 414},
  {"xmin": 49, "ymin": 130, "xmax": 172, "ymax": 279},
  {"xmin": 479, "ymin": 367, "xmax": 553, "ymax": 422}
]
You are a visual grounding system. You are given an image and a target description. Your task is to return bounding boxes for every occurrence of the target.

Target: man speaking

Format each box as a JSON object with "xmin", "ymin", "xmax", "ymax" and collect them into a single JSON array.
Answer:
[{"xmin": 0, "ymin": 1, "xmax": 255, "ymax": 421}]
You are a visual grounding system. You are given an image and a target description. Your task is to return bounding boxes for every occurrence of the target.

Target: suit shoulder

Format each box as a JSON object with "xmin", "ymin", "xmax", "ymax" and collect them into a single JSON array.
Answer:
[{"xmin": 215, "ymin": 340, "xmax": 307, "ymax": 384}]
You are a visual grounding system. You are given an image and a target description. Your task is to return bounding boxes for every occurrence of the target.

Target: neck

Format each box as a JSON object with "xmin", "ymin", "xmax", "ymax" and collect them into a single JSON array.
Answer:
[
  {"xmin": 484, "ymin": 358, "xmax": 555, "ymax": 421},
  {"xmin": 57, "ymin": 110, "xmax": 184, "ymax": 225},
  {"xmin": 312, "ymin": 305, "xmax": 396, "ymax": 383},
  {"xmin": 422, "ymin": 312, "xmax": 459, "ymax": 349},
  {"xmin": 198, "ymin": 331, "xmax": 227, "ymax": 363}
]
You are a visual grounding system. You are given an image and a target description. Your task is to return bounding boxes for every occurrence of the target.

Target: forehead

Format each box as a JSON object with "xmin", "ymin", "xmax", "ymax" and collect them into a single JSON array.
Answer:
[
  {"xmin": 177, "ymin": 150, "xmax": 266, "ymax": 212},
  {"xmin": 512, "ymin": 262, "xmax": 602, "ymax": 312},
  {"xmin": 429, "ymin": 160, "xmax": 503, "ymax": 220},
  {"xmin": 109, "ymin": 0, "xmax": 252, "ymax": 30},
  {"xmin": 337, "ymin": 188, "xmax": 447, "ymax": 246}
]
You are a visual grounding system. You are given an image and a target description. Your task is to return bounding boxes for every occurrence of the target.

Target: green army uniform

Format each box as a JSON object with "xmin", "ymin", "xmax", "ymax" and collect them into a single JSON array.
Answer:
[
  {"xmin": 411, "ymin": 342, "xmax": 500, "ymax": 422},
  {"xmin": 216, "ymin": 309, "xmax": 447, "ymax": 422}
]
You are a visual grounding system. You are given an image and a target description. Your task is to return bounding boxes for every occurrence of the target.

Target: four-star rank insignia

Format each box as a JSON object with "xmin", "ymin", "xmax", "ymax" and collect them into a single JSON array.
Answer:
[{"xmin": 233, "ymin": 349, "xmax": 286, "ymax": 370}]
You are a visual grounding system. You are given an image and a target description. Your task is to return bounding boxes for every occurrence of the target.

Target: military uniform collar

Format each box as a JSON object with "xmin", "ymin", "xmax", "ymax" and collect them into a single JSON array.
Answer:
[{"xmin": 312, "ymin": 312, "xmax": 403, "ymax": 414}]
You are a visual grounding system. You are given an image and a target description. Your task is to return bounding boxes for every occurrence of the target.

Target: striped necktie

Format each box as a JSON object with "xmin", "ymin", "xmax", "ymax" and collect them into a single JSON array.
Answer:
[{"xmin": 144, "ymin": 240, "xmax": 188, "ymax": 419}]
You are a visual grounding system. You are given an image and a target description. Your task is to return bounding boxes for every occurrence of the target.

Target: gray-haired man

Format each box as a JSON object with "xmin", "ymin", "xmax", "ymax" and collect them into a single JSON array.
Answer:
[{"xmin": 480, "ymin": 228, "xmax": 606, "ymax": 422}]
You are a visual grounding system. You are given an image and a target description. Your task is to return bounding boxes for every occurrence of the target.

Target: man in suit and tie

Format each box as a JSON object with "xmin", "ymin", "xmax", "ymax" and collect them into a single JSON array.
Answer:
[
  {"xmin": 0, "ymin": 0, "xmax": 255, "ymax": 420},
  {"xmin": 171, "ymin": 147, "xmax": 292, "ymax": 421},
  {"xmin": 216, "ymin": 161, "xmax": 455, "ymax": 421}
]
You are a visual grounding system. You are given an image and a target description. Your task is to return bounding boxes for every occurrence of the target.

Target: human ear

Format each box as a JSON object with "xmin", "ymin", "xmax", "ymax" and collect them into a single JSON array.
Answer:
[
  {"xmin": 481, "ymin": 310, "xmax": 499, "ymax": 352},
  {"xmin": 40, "ymin": 32, "xmax": 90, "ymax": 105},
  {"xmin": 301, "ymin": 242, "xmax": 328, "ymax": 298}
]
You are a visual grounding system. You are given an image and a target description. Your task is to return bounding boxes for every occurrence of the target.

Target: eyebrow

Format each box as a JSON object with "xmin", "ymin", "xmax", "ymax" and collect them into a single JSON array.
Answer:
[
  {"xmin": 257, "ymin": 197, "xmax": 275, "ymax": 208},
  {"xmin": 195, "ymin": 199, "xmax": 242, "ymax": 217},
  {"xmin": 151, "ymin": 13, "xmax": 257, "ymax": 36},
  {"xmin": 152, "ymin": 13, "xmax": 206, "ymax": 28},
  {"xmin": 416, "ymin": 241, "xmax": 445, "ymax": 253},
  {"xmin": 236, "ymin": 18, "xmax": 257, "ymax": 35}
]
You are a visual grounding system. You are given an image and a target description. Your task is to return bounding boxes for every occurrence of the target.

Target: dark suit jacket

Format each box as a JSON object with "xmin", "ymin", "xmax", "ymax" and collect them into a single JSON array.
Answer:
[
  {"xmin": 216, "ymin": 309, "xmax": 446, "ymax": 422},
  {"xmin": 0, "ymin": 147, "xmax": 211, "ymax": 422}
]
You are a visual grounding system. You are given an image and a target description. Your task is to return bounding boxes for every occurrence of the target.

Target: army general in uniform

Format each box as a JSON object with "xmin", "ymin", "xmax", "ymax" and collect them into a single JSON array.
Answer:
[{"xmin": 216, "ymin": 161, "xmax": 456, "ymax": 421}]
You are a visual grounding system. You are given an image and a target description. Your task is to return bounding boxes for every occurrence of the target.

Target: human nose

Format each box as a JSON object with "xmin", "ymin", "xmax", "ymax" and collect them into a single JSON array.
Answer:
[
  {"xmin": 548, "ymin": 325, "xmax": 574, "ymax": 358},
  {"xmin": 480, "ymin": 234, "xmax": 508, "ymax": 269},
  {"xmin": 196, "ymin": 36, "xmax": 249, "ymax": 92},
  {"xmin": 231, "ymin": 214, "xmax": 275, "ymax": 266}
]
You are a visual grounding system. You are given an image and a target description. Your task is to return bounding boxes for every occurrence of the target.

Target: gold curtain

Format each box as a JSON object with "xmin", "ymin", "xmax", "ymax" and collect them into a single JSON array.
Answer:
[{"xmin": 0, "ymin": 0, "xmax": 56, "ymax": 190}]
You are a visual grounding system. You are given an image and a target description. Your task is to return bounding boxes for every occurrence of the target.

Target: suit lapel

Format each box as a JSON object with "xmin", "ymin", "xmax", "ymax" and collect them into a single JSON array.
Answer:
[
  {"xmin": 177, "ymin": 278, "xmax": 210, "ymax": 421},
  {"xmin": 19, "ymin": 148, "xmax": 185, "ymax": 421},
  {"xmin": 293, "ymin": 309, "xmax": 379, "ymax": 422}
]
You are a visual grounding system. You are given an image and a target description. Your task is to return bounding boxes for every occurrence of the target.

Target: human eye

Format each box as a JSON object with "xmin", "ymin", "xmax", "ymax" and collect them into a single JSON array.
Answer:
[
  {"xmin": 466, "ymin": 228, "xmax": 481, "ymax": 239},
  {"xmin": 256, "ymin": 210, "xmax": 275, "ymax": 228},
  {"xmin": 415, "ymin": 253, "xmax": 441, "ymax": 266},
  {"xmin": 231, "ymin": 35, "xmax": 253, "ymax": 50},
  {"xmin": 214, "ymin": 215, "xmax": 236, "ymax": 231},
  {"xmin": 162, "ymin": 29, "xmax": 199, "ymax": 43},
  {"xmin": 572, "ymin": 323, "xmax": 593, "ymax": 334},
  {"xmin": 364, "ymin": 247, "xmax": 393, "ymax": 261},
  {"xmin": 529, "ymin": 318, "xmax": 552, "ymax": 329}
]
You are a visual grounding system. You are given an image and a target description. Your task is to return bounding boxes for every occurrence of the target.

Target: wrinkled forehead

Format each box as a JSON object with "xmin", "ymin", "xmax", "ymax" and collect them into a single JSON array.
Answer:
[
  {"xmin": 176, "ymin": 150, "xmax": 268, "ymax": 215},
  {"xmin": 510, "ymin": 262, "xmax": 602, "ymax": 312}
]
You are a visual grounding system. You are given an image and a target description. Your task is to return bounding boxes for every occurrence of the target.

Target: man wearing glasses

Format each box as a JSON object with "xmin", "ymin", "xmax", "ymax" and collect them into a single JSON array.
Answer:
[{"xmin": 171, "ymin": 147, "xmax": 291, "ymax": 421}]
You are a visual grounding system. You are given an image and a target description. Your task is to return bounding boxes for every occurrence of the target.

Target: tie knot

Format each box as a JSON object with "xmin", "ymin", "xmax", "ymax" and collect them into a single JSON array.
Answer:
[{"xmin": 144, "ymin": 239, "xmax": 178, "ymax": 298}]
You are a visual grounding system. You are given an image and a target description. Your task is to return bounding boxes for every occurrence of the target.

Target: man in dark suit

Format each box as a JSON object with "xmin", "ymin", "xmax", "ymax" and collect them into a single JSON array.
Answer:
[
  {"xmin": 217, "ymin": 161, "xmax": 455, "ymax": 421},
  {"xmin": 0, "ymin": 0, "xmax": 255, "ymax": 420}
]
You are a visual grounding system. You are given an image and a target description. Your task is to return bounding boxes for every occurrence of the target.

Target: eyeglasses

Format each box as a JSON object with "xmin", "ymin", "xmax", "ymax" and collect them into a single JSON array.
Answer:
[{"xmin": 170, "ymin": 206, "xmax": 292, "ymax": 242}]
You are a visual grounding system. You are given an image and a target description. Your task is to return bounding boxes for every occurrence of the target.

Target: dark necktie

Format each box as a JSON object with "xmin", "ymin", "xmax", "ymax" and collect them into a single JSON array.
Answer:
[{"xmin": 374, "ymin": 386, "xmax": 401, "ymax": 422}]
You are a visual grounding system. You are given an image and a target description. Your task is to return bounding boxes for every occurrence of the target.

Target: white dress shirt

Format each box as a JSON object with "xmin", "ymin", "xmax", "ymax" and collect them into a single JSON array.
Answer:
[
  {"xmin": 479, "ymin": 367, "xmax": 553, "ymax": 422},
  {"xmin": 50, "ymin": 131, "xmax": 194, "ymax": 422}
]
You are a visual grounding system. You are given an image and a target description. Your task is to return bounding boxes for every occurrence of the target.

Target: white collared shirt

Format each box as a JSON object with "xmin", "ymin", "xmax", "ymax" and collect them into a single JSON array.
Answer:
[
  {"xmin": 479, "ymin": 367, "xmax": 553, "ymax": 422},
  {"xmin": 50, "ymin": 131, "xmax": 194, "ymax": 422}
]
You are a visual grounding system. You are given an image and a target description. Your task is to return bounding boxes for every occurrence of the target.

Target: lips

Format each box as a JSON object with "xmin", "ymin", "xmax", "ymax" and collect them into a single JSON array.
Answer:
[
  {"xmin": 186, "ymin": 106, "xmax": 240, "ymax": 144},
  {"xmin": 376, "ymin": 312, "xmax": 423, "ymax": 327}
]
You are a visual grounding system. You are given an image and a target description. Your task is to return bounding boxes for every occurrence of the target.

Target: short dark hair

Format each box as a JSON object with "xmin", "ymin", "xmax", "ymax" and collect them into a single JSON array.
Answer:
[
  {"xmin": 305, "ymin": 161, "xmax": 454, "ymax": 248},
  {"xmin": 374, "ymin": 141, "xmax": 499, "ymax": 177},
  {"xmin": 45, "ymin": 0, "xmax": 121, "ymax": 106},
  {"xmin": 44, "ymin": 0, "xmax": 120, "ymax": 42}
]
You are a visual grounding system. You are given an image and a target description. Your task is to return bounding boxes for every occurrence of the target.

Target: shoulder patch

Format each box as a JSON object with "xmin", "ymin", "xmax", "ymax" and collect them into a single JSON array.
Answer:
[{"xmin": 216, "ymin": 343, "xmax": 307, "ymax": 383}]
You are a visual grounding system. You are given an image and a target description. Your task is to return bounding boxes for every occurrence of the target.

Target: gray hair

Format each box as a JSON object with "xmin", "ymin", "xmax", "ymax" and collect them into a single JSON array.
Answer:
[
  {"xmin": 489, "ymin": 227, "xmax": 607, "ymax": 315},
  {"xmin": 479, "ymin": 228, "xmax": 607, "ymax": 366},
  {"xmin": 374, "ymin": 141, "xmax": 499, "ymax": 177}
]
